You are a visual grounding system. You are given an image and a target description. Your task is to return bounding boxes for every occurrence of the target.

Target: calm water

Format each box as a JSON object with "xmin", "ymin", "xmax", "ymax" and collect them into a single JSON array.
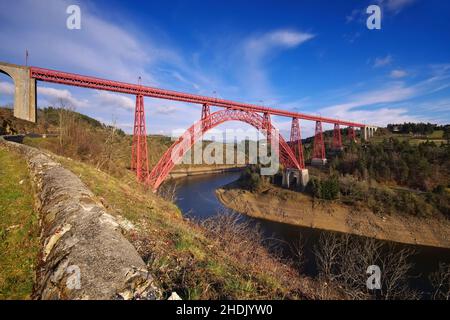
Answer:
[{"xmin": 172, "ymin": 172, "xmax": 450, "ymax": 296}]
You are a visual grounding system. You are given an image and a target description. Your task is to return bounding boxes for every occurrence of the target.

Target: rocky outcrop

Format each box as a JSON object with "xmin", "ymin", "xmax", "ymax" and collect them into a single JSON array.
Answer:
[{"xmin": 0, "ymin": 137, "xmax": 161, "ymax": 300}]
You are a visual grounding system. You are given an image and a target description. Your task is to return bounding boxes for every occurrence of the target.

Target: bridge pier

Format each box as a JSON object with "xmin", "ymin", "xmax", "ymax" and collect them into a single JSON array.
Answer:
[
  {"xmin": 282, "ymin": 168, "xmax": 309, "ymax": 189},
  {"xmin": 363, "ymin": 126, "xmax": 378, "ymax": 140},
  {"xmin": 0, "ymin": 62, "xmax": 37, "ymax": 122}
]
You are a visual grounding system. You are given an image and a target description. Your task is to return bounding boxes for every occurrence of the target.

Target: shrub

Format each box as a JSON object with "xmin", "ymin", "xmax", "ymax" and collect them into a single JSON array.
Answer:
[{"xmin": 306, "ymin": 176, "xmax": 339, "ymax": 200}]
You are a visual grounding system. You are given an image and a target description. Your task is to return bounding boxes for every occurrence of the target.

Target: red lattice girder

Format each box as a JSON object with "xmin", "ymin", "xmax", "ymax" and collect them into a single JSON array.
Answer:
[
  {"xmin": 147, "ymin": 109, "xmax": 301, "ymax": 191},
  {"xmin": 29, "ymin": 66, "xmax": 365, "ymax": 128}
]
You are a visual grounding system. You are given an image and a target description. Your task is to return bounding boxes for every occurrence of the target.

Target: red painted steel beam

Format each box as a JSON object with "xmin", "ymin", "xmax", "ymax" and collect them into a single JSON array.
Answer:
[{"xmin": 30, "ymin": 66, "xmax": 366, "ymax": 128}]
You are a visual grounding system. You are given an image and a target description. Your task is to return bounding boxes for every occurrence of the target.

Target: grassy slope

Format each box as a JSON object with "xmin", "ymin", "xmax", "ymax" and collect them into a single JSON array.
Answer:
[
  {"xmin": 53, "ymin": 154, "xmax": 312, "ymax": 299},
  {"xmin": 0, "ymin": 148, "xmax": 39, "ymax": 299}
]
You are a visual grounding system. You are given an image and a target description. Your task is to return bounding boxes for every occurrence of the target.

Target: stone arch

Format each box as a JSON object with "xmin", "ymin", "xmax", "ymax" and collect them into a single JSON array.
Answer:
[{"xmin": 0, "ymin": 62, "xmax": 36, "ymax": 122}]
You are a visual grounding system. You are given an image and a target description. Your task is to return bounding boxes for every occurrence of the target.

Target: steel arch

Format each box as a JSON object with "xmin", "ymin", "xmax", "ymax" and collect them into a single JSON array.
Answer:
[{"xmin": 147, "ymin": 108, "xmax": 301, "ymax": 191}]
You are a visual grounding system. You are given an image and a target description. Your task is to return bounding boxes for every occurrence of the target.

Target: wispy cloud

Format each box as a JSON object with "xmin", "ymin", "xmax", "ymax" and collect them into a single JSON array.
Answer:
[
  {"xmin": 38, "ymin": 86, "xmax": 88, "ymax": 108},
  {"xmin": 378, "ymin": 0, "xmax": 416, "ymax": 14},
  {"xmin": 321, "ymin": 83, "xmax": 416, "ymax": 116},
  {"xmin": 390, "ymin": 69, "xmax": 408, "ymax": 78},
  {"xmin": 0, "ymin": 0, "xmax": 180, "ymax": 85},
  {"xmin": 318, "ymin": 66, "xmax": 450, "ymax": 126},
  {"xmin": 240, "ymin": 29, "xmax": 315, "ymax": 98},
  {"xmin": 244, "ymin": 30, "xmax": 315, "ymax": 56},
  {"xmin": 346, "ymin": 9, "xmax": 362, "ymax": 23},
  {"xmin": 94, "ymin": 91, "xmax": 134, "ymax": 111},
  {"xmin": 374, "ymin": 55, "xmax": 393, "ymax": 68}
]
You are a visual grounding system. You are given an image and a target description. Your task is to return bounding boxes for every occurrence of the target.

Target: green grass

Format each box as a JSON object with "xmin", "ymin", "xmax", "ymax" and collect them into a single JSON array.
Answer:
[
  {"xmin": 0, "ymin": 148, "xmax": 39, "ymax": 299},
  {"xmin": 370, "ymin": 130, "xmax": 448, "ymax": 146},
  {"xmin": 52, "ymin": 154, "xmax": 297, "ymax": 299},
  {"xmin": 428, "ymin": 130, "xmax": 444, "ymax": 139}
]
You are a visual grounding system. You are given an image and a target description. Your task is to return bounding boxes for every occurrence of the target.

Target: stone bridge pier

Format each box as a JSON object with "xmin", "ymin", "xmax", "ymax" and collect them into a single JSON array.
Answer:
[
  {"xmin": 363, "ymin": 126, "xmax": 378, "ymax": 140},
  {"xmin": 282, "ymin": 168, "xmax": 309, "ymax": 189},
  {"xmin": 0, "ymin": 62, "xmax": 37, "ymax": 122}
]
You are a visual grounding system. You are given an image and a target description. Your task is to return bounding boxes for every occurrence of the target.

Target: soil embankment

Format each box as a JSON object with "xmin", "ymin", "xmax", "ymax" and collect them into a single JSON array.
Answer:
[
  {"xmin": 216, "ymin": 184, "xmax": 450, "ymax": 248},
  {"xmin": 169, "ymin": 164, "xmax": 245, "ymax": 179}
]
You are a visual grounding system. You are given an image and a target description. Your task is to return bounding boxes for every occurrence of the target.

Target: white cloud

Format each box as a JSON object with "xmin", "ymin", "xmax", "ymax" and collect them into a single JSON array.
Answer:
[
  {"xmin": 374, "ymin": 55, "xmax": 393, "ymax": 68},
  {"xmin": 322, "ymin": 83, "xmax": 416, "ymax": 116},
  {"xmin": 390, "ymin": 69, "xmax": 408, "ymax": 78},
  {"xmin": 152, "ymin": 105, "xmax": 178, "ymax": 115},
  {"xmin": 346, "ymin": 9, "xmax": 361, "ymax": 23},
  {"xmin": 0, "ymin": 81, "xmax": 14, "ymax": 95},
  {"xmin": 240, "ymin": 29, "xmax": 315, "ymax": 99},
  {"xmin": 379, "ymin": 0, "xmax": 416, "ymax": 14},
  {"xmin": 94, "ymin": 91, "xmax": 134, "ymax": 111},
  {"xmin": 318, "ymin": 66, "xmax": 450, "ymax": 127},
  {"xmin": 0, "ymin": 0, "xmax": 179, "ymax": 84},
  {"xmin": 37, "ymin": 86, "xmax": 88, "ymax": 108},
  {"xmin": 244, "ymin": 30, "xmax": 315, "ymax": 59}
]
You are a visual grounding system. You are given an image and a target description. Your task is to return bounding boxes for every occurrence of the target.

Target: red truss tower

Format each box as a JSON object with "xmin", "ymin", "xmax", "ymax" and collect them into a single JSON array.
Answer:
[
  {"xmin": 312, "ymin": 121, "xmax": 326, "ymax": 163},
  {"xmin": 333, "ymin": 123, "xmax": 343, "ymax": 150},
  {"xmin": 289, "ymin": 117, "xmax": 305, "ymax": 169},
  {"xmin": 348, "ymin": 126, "xmax": 356, "ymax": 142},
  {"xmin": 131, "ymin": 94, "xmax": 149, "ymax": 182}
]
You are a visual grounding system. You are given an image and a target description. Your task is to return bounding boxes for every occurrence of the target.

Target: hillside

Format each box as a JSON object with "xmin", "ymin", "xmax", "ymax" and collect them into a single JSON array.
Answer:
[
  {"xmin": 2, "ymin": 108, "xmax": 450, "ymax": 299},
  {"xmin": 1, "ymin": 107, "xmax": 243, "ymax": 182},
  {"xmin": 0, "ymin": 107, "xmax": 329, "ymax": 299},
  {"xmin": 218, "ymin": 125, "xmax": 450, "ymax": 247}
]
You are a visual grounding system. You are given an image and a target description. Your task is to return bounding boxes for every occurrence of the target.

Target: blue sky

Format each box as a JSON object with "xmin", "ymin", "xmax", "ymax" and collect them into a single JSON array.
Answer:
[{"xmin": 0, "ymin": 0, "xmax": 449, "ymax": 138}]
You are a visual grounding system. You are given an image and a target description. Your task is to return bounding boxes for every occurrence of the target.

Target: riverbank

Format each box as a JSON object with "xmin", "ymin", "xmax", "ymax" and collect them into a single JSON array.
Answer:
[
  {"xmin": 216, "ymin": 184, "xmax": 450, "ymax": 249},
  {"xmin": 169, "ymin": 164, "xmax": 246, "ymax": 179}
]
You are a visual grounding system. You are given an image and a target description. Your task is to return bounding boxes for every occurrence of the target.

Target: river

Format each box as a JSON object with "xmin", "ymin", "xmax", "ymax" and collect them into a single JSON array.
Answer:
[{"xmin": 172, "ymin": 171, "xmax": 450, "ymax": 298}]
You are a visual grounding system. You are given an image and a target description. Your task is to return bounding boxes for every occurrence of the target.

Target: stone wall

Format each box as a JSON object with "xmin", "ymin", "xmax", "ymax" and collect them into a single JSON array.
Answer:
[{"xmin": 0, "ymin": 137, "xmax": 161, "ymax": 300}]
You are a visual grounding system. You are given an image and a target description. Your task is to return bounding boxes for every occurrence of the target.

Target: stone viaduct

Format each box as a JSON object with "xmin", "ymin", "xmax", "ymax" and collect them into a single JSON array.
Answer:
[{"xmin": 0, "ymin": 62, "xmax": 37, "ymax": 122}]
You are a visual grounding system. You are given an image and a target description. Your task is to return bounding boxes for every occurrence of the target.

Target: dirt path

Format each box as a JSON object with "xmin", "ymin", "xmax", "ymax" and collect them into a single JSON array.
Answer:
[{"xmin": 216, "ymin": 186, "xmax": 450, "ymax": 248}]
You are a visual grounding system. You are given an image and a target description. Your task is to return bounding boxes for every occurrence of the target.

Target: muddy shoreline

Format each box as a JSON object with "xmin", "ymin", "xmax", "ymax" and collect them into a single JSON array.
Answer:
[{"xmin": 216, "ymin": 184, "xmax": 450, "ymax": 249}]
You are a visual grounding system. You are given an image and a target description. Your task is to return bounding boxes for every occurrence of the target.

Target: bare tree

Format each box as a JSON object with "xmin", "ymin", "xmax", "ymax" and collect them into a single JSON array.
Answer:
[
  {"xmin": 314, "ymin": 233, "xmax": 418, "ymax": 300},
  {"xmin": 157, "ymin": 181, "xmax": 178, "ymax": 203},
  {"xmin": 97, "ymin": 115, "xmax": 119, "ymax": 171},
  {"xmin": 289, "ymin": 233, "xmax": 306, "ymax": 273},
  {"xmin": 430, "ymin": 263, "xmax": 450, "ymax": 300}
]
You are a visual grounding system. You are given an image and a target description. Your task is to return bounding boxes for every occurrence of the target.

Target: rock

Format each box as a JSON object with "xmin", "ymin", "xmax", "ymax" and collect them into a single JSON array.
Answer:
[{"xmin": 116, "ymin": 267, "xmax": 162, "ymax": 300}]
